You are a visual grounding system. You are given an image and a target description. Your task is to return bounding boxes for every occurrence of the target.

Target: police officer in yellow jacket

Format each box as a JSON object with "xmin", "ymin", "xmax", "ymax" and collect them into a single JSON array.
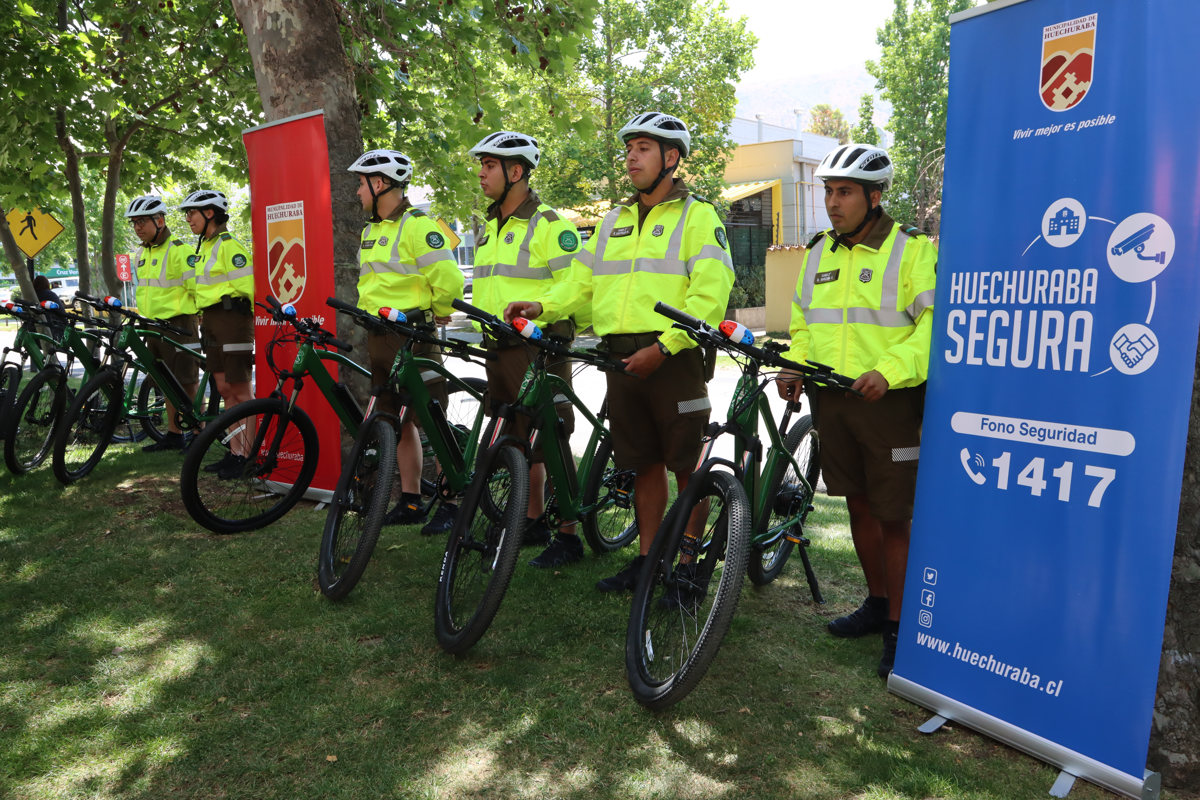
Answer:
[
  {"xmin": 181, "ymin": 189, "xmax": 255, "ymax": 476},
  {"xmin": 126, "ymin": 194, "xmax": 199, "ymax": 452},
  {"xmin": 468, "ymin": 130, "xmax": 584, "ymax": 567},
  {"xmin": 348, "ymin": 149, "xmax": 464, "ymax": 533},
  {"xmin": 507, "ymin": 111, "xmax": 735, "ymax": 591},
  {"xmin": 777, "ymin": 143, "xmax": 937, "ymax": 678}
]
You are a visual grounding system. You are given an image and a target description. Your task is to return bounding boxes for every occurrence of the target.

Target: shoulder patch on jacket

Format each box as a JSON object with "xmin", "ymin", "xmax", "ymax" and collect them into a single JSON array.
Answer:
[
  {"xmin": 900, "ymin": 224, "xmax": 925, "ymax": 237},
  {"xmin": 541, "ymin": 209, "xmax": 560, "ymax": 223},
  {"xmin": 409, "ymin": 209, "xmax": 427, "ymax": 217},
  {"xmin": 219, "ymin": 233, "xmax": 232, "ymax": 241},
  {"xmin": 806, "ymin": 231, "xmax": 826, "ymax": 249},
  {"xmin": 692, "ymin": 194, "xmax": 713, "ymax": 206},
  {"xmin": 171, "ymin": 239, "xmax": 185, "ymax": 247}
]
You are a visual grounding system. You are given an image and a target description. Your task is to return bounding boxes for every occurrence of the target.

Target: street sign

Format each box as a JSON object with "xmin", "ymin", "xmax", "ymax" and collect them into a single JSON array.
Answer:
[
  {"xmin": 436, "ymin": 217, "xmax": 462, "ymax": 252},
  {"xmin": 6, "ymin": 208, "xmax": 65, "ymax": 259},
  {"xmin": 116, "ymin": 254, "xmax": 132, "ymax": 282}
]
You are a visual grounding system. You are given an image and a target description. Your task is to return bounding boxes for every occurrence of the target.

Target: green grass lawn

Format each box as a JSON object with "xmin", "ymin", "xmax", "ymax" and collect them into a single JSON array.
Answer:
[{"xmin": 0, "ymin": 444, "xmax": 1182, "ymax": 800}]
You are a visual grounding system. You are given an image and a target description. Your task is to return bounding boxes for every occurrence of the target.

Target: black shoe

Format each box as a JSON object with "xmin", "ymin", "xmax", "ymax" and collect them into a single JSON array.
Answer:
[
  {"xmin": 143, "ymin": 432, "xmax": 186, "ymax": 452},
  {"xmin": 420, "ymin": 502, "xmax": 457, "ymax": 536},
  {"xmin": 383, "ymin": 497, "xmax": 425, "ymax": 527},
  {"xmin": 658, "ymin": 561, "xmax": 709, "ymax": 610},
  {"xmin": 529, "ymin": 534, "xmax": 584, "ymax": 568},
  {"xmin": 828, "ymin": 596, "xmax": 889, "ymax": 638},
  {"xmin": 522, "ymin": 518, "xmax": 553, "ymax": 548},
  {"xmin": 203, "ymin": 450, "xmax": 238, "ymax": 474},
  {"xmin": 596, "ymin": 554, "xmax": 645, "ymax": 592},
  {"xmin": 216, "ymin": 454, "xmax": 249, "ymax": 481},
  {"xmin": 878, "ymin": 624, "xmax": 899, "ymax": 679}
]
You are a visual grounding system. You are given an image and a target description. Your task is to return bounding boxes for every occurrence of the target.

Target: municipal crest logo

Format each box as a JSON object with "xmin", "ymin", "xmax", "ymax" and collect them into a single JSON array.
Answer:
[
  {"xmin": 1040, "ymin": 13, "xmax": 1096, "ymax": 112},
  {"xmin": 266, "ymin": 200, "xmax": 307, "ymax": 305},
  {"xmin": 652, "ymin": 225, "xmax": 664, "ymax": 237},
  {"xmin": 859, "ymin": 268, "xmax": 873, "ymax": 283},
  {"xmin": 426, "ymin": 232, "xmax": 445, "ymax": 249},
  {"xmin": 504, "ymin": 232, "xmax": 515, "ymax": 245}
]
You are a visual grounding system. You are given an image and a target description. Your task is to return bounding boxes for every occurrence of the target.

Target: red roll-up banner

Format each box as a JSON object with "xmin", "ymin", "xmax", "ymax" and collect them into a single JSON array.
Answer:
[{"xmin": 243, "ymin": 110, "xmax": 341, "ymax": 495}]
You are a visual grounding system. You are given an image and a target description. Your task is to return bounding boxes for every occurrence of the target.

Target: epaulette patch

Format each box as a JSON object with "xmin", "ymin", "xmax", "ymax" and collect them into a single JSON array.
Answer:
[
  {"xmin": 171, "ymin": 239, "xmax": 184, "ymax": 247},
  {"xmin": 806, "ymin": 231, "xmax": 826, "ymax": 249},
  {"xmin": 409, "ymin": 209, "xmax": 427, "ymax": 217},
  {"xmin": 541, "ymin": 209, "xmax": 560, "ymax": 223},
  {"xmin": 220, "ymin": 233, "xmax": 232, "ymax": 240},
  {"xmin": 901, "ymin": 224, "xmax": 925, "ymax": 237}
]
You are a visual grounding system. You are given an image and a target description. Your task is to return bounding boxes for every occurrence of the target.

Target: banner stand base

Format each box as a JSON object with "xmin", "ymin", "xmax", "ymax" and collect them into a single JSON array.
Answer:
[
  {"xmin": 1050, "ymin": 770, "xmax": 1076, "ymax": 798},
  {"xmin": 889, "ymin": 673, "xmax": 1160, "ymax": 800},
  {"xmin": 918, "ymin": 714, "xmax": 947, "ymax": 734}
]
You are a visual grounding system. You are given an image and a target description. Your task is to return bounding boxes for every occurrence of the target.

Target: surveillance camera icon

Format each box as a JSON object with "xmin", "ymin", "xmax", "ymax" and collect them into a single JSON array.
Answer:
[{"xmin": 1111, "ymin": 223, "xmax": 1166, "ymax": 264}]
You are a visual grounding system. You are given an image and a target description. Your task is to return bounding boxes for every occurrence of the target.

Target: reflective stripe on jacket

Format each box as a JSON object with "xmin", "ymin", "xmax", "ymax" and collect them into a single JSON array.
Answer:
[
  {"xmin": 192, "ymin": 233, "xmax": 254, "ymax": 308},
  {"xmin": 786, "ymin": 213, "xmax": 937, "ymax": 388},
  {"xmin": 134, "ymin": 237, "xmax": 197, "ymax": 317},
  {"xmin": 472, "ymin": 191, "xmax": 582, "ymax": 328},
  {"xmin": 540, "ymin": 181, "xmax": 734, "ymax": 354},
  {"xmin": 356, "ymin": 207, "xmax": 462, "ymax": 319}
]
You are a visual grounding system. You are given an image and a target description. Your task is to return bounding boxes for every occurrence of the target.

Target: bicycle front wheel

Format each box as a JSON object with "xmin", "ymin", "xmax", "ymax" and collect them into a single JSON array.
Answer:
[
  {"xmin": 434, "ymin": 444, "xmax": 529, "ymax": 654},
  {"xmin": 318, "ymin": 415, "xmax": 397, "ymax": 600},
  {"xmin": 748, "ymin": 414, "xmax": 820, "ymax": 586},
  {"xmin": 580, "ymin": 436, "xmax": 637, "ymax": 553},
  {"xmin": 136, "ymin": 375, "xmax": 168, "ymax": 442},
  {"xmin": 626, "ymin": 468, "xmax": 751, "ymax": 710},
  {"xmin": 0, "ymin": 363, "xmax": 21, "ymax": 436},
  {"xmin": 180, "ymin": 398, "xmax": 319, "ymax": 534},
  {"xmin": 4, "ymin": 365, "xmax": 67, "ymax": 474},
  {"xmin": 51, "ymin": 368, "xmax": 123, "ymax": 485}
]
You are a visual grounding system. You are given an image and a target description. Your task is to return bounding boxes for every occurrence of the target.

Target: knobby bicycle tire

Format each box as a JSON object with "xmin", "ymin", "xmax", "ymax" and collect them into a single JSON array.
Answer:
[
  {"xmin": 4, "ymin": 365, "xmax": 67, "ymax": 474},
  {"xmin": 747, "ymin": 414, "xmax": 820, "ymax": 586},
  {"xmin": 137, "ymin": 372, "xmax": 220, "ymax": 442},
  {"xmin": 626, "ymin": 468, "xmax": 751, "ymax": 710},
  {"xmin": 51, "ymin": 367, "xmax": 123, "ymax": 485},
  {"xmin": 434, "ymin": 444, "xmax": 529, "ymax": 654},
  {"xmin": 579, "ymin": 435, "xmax": 638, "ymax": 553},
  {"xmin": 0, "ymin": 363, "xmax": 21, "ymax": 439},
  {"xmin": 318, "ymin": 415, "xmax": 397, "ymax": 600},
  {"xmin": 180, "ymin": 398, "xmax": 319, "ymax": 534}
]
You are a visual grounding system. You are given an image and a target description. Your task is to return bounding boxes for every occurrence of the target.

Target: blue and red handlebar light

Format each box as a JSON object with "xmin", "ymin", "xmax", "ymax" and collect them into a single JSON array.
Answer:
[
  {"xmin": 379, "ymin": 307, "xmax": 407, "ymax": 323},
  {"xmin": 103, "ymin": 296, "xmax": 122, "ymax": 308},
  {"xmin": 718, "ymin": 319, "xmax": 754, "ymax": 345},
  {"xmin": 512, "ymin": 317, "xmax": 543, "ymax": 340},
  {"xmin": 40, "ymin": 301, "xmax": 61, "ymax": 311},
  {"xmin": 281, "ymin": 303, "xmax": 297, "ymax": 318}
]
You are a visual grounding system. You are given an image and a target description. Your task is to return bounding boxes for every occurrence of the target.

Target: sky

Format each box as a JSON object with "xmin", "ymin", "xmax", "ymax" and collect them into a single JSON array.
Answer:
[{"xmin": 721, "ymin": 0, "xmax": 898, "ymax": 129}]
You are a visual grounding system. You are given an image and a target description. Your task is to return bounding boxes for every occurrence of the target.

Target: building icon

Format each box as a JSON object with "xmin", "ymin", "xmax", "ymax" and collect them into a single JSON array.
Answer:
[{"xmin": 1048, "ymin": 206, "xmax": 1080, "ymax": 236}]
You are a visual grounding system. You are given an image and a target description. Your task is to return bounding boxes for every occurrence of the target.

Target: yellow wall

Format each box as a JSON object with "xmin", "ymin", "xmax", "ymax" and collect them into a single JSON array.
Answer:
[
  {"xmin": 765, "ymin": 248, "xmax": 804, "ymax": 333},
  {"xmin": 724, "ymin": 141, "xmax": 794, "ymax": 183}
]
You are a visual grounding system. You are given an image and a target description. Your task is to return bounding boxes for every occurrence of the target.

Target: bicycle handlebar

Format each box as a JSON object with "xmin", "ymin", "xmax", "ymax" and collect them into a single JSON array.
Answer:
[
  {"xmin": 653, "ymin": 301, "xmax": 859, "ymax": 393},
  {"xmin": 256, "ymin": 296, "xmax": 353, "ymax": 353},
  {"xmin": 452, "ymin": 298, "xmax": 627, "ymax": 373}
]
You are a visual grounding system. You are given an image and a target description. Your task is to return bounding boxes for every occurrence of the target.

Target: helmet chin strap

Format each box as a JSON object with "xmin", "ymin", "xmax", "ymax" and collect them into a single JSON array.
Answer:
[
  {"xmin": 641, "ymin": 142, "xmax": 677, "ymax": 196},
  {"xmin": 830, "ymin": 185, "xmax": 882, "ymax": 252},
  {"xmin": 367, "ymin": 177, "xmax": 399, "ymax": 223}
]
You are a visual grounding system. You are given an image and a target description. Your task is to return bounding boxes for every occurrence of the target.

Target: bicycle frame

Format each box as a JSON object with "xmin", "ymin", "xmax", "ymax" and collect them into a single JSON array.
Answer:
[{"xmin": 107, "ymin": 324, "xmax": 216, "ymax": 431}]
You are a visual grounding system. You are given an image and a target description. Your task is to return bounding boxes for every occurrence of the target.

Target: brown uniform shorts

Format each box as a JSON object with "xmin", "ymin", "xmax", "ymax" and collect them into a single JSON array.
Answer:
[
  {"xmin": 149, "ymin": 313, "xmax": 200, "ymax": 386},
  {"xmin": 810, "ymin": 385, "xmax": 925, "ymax": 522},
  {"xmin": 367, "ymin": 328, "xmax": 448, "ymax": 425},
  {"xmin": 483, "ymin": 326, "xmax": 575, "ymax": 464},
  {"xmin": 201, "ymin": 305, "xmax": 254, "ymax": 384},
  {"xmin": 604, "ymin": 335, "xmax": 709, "ymax": 474}
]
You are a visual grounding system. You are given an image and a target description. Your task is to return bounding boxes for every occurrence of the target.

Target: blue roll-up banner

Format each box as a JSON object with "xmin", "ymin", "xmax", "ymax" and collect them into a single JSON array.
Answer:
[{"xmin": 890, "ymin": 1, "xmax": 1199, "ymax": 797}]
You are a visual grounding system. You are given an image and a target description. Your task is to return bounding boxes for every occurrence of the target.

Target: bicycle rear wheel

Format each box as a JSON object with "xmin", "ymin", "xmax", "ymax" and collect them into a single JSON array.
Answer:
[
  {"xmin": 4, "ymin": 365, "xmax": 67, "ymax": 474},
  {"xmin": 0, "ymin": 363, "xmax": 21, "ymax": 438},
  {"xmin": 747, "ymin": 414, "xmax": 820, "ymax": 585},
  {"xmin": 580, "ymin": 436, "xmax": 637, "ymax": 553},
  {"xmin": 136, "ymin": 374, "xmax": 168, "ymax": 443},
  {"xmin": 626, "ymin": 468, "xmax": 751, "ymax": 710},
  {"xmin": 51, "ymin": 367, "xmax": 123, "ymax": 485},
  {"xmin": 318, "ymin": 415, "xmax": 396, "ymax": 600},
  {"xmin": 180, "ymin": 398, "xmax": 319, "ymax": 533},
  {"xmin": 434, "ymin": 444, "xmax": 528, "ymax": 654}
]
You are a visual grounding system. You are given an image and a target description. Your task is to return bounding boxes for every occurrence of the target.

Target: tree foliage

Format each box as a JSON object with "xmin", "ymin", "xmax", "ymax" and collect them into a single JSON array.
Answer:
[
  {"xmin": 852, "ymin": 93, "xmax": 880, "ymax": 145},
  {"xmin": 806, "ymin": 103, "xmax": 850, "ymax": 145},
  {"xmin": 867, "ymin": 0, "xmax": 974, "ymax": 233}
]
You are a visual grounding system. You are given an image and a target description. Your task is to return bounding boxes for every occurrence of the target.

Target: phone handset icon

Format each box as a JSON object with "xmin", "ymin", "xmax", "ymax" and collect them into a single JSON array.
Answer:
[{"xmin": 960, "ymin": 448, "xmax": 986, "ymax": 485}]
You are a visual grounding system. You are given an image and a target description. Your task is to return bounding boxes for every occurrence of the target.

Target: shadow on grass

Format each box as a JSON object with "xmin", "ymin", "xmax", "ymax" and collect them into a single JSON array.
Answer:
[{"xmin": 0, "ymin": 451, "xmax": 1144, "ymax": 800}]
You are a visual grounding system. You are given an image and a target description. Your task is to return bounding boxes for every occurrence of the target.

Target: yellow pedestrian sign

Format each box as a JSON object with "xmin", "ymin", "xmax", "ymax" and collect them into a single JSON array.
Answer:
[{"xmin": 6, "ymin": 208, "xmax": 65, "ymax": 259}]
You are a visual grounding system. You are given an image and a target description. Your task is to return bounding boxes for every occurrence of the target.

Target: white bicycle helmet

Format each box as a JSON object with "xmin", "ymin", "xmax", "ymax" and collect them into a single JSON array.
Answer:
[
  {"xmin": 815, "ymin": 144, "xmax": 893, "ymax": 190},
  {"xmin": 469, "ymin": 131, "xmax": 541, "ymax": 170},
  {"xmin": 178, "ymin": 189, "xmax": 229, "ymax": 213},
  {"xmin": 347, "ymin": 149, "xmax": 413, "ymax": 185},
  {"xmin": 618, "ymin": 112, "xmax": 691, "ymax": 158},
  {"xmin": 124, "ymin": 195, "xmax": 168, "ymax": 218}
]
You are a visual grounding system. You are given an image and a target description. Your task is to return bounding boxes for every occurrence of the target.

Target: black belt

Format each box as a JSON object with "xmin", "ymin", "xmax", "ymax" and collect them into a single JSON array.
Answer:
[{"xmin": 601, "ymin": 331, "xmax": 663, "ymax": 355}]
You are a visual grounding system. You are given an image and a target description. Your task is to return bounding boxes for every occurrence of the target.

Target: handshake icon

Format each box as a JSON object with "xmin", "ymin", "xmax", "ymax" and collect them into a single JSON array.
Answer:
[{"xmin": 1114, "ymin": 331, "xmax": 1156, "ymax": 368}]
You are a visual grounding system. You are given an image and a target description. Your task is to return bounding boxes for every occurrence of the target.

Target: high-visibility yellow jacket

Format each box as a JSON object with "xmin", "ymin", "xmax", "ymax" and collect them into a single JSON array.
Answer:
[
  {"xmin": 472, "ymin": 190, "xmax": 581, "ymax": 328},
  {"xmin": 539, "ymin": 180, "xmax": 734, "ymax": 354},
  {"xmin": 356, "ymin": 201, "xmax": 462, "ymax": 319},
  {"xmin": 134, "ymin": 235, "xmax": 197, "ymax": 317},
  {"xmin": 191, "ymin": 232, "xmax": 254, "ymax": 309},
  {"xmin": 786, "ymin": 212, "xmax": 937, "ymax": 388}
]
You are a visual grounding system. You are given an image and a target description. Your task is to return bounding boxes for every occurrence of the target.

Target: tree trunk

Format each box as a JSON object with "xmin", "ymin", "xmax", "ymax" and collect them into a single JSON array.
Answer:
[
  {"xmin": 54, "ymin": 109, "xmax": 93, "ymax": 299},
  {"xmin": 98, "ymin": 122, "xmax": 126, "ymax": 296},
  {"xmin": 1150, "ymin": 348, "xmax": 1200, "ymax": 790},
  {"xmin": 230, "ymin": 0, "xmax": 366, "ymax": 397},
  {"xmin": 0, "ymin": 213, "xmax": 36, "ymax": 301}
]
